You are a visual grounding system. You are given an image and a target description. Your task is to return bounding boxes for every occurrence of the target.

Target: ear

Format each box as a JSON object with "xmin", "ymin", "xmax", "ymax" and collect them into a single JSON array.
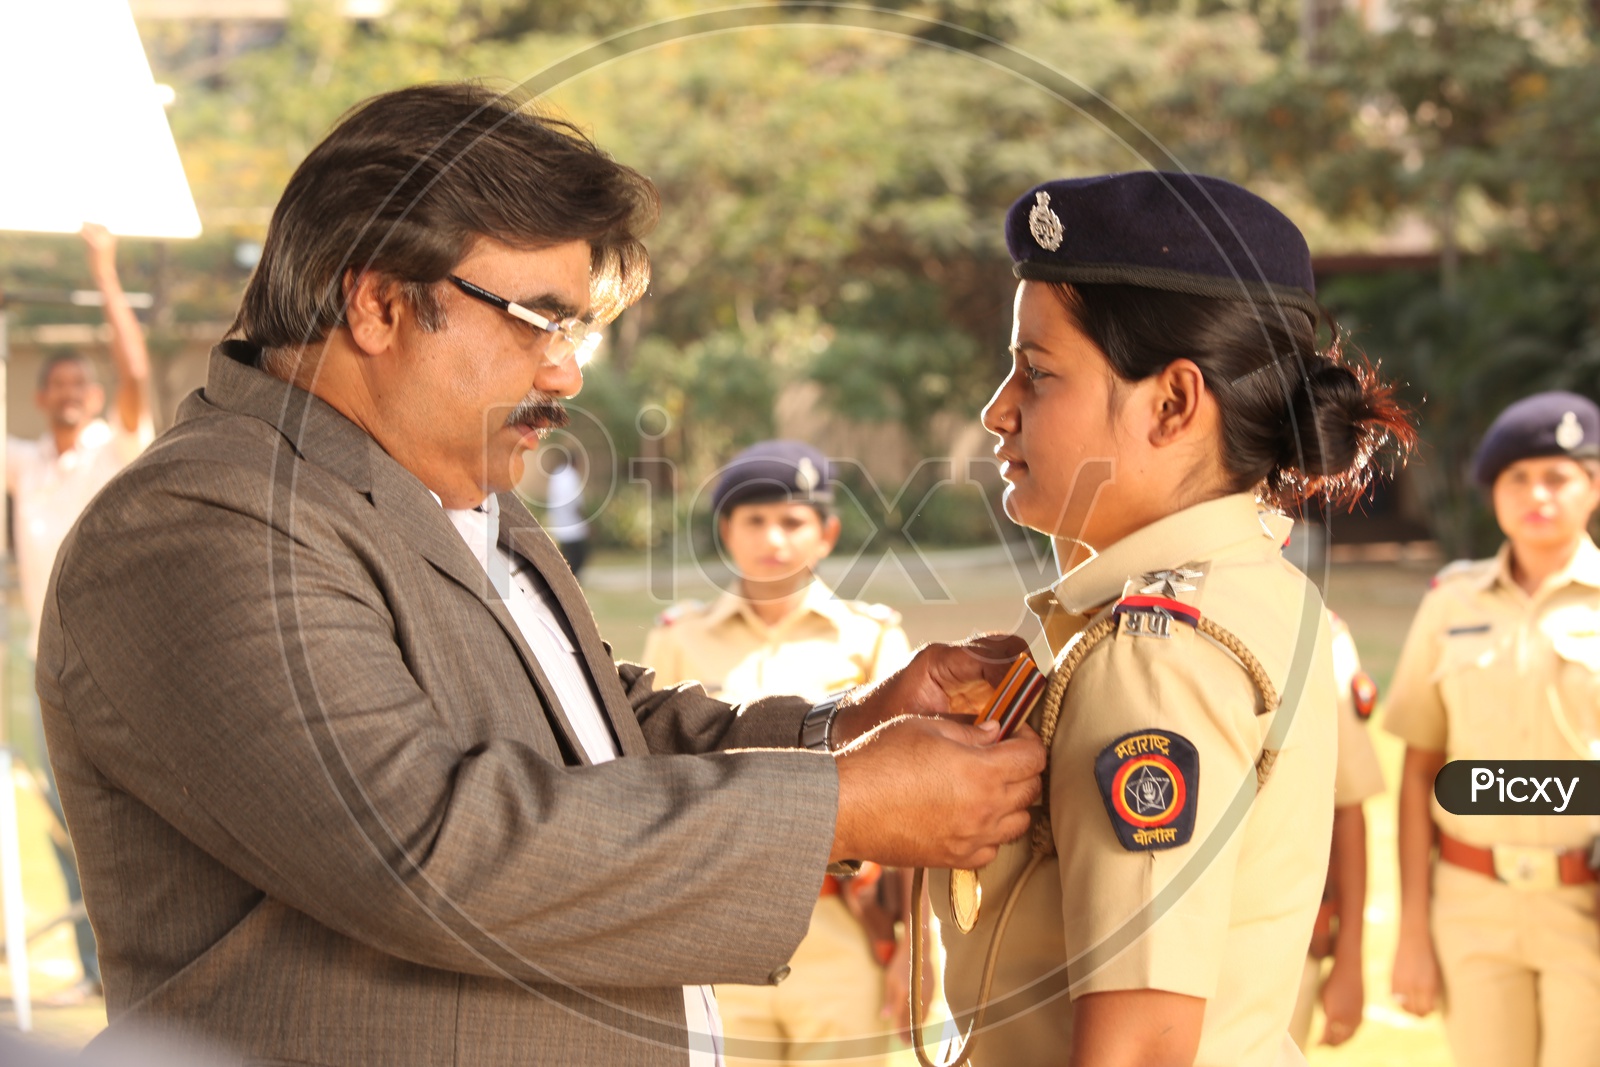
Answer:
[
  {"xmin": 718, "ymin": 514, "xmax": 732, "ymax": 545},
  {"xmin": 342, "ymin": 269, "xmax": 406, "ymax": 357},
  {"xmin": 84, "ymin": 382, "xmax": 107, "ymax": 418},
  {"xmin": 1147, "ymin": 358, "xmax": 1208, "ymax": 447},
  {"xmin": 818, "ymin": 513, "xmax": 842, "ymax": 556}
]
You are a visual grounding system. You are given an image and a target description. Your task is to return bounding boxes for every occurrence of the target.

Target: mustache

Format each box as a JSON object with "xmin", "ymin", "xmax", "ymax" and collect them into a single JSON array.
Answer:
[{"xmin": 503, "ymin": 392, "xmax": 569, "ymax": 431}]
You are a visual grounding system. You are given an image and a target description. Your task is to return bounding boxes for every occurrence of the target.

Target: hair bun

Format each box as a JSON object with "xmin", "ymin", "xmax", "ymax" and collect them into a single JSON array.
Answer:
[
  {"xmin": 1269, "ymin": 351, "xmax": 1412, "ymax": 507},
  {"xmin": 1282, "ymin": 360, "xmax": 1364, "ymax": 477}
]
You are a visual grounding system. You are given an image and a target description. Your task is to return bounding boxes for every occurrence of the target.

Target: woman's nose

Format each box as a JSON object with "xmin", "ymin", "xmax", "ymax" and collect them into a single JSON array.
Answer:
[{"xmin": 981, "ymin": 371, "xmax": 1021, "ymax": 437}]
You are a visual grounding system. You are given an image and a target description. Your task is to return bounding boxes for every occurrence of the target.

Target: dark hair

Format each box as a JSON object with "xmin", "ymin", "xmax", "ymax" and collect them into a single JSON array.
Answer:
[
  {"xmin": 1053, "ymin": 283, "xmax": 1414, "ymax": 510},
  {"xmin": 37, "ymin": 351, "xmax": 96, "ymax": 390},
  {"xmin": 230, "ymin": 82, "xmax": 659, "ymax": 360}
]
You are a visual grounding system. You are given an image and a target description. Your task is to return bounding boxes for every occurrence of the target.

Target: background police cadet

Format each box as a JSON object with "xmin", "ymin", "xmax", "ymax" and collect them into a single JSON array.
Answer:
[
  {"xmin": 642, "ymin": 440, "xmax": 916, "ymax": 1067},
  {"xmin": 927, "ymin": 172, "xmax": 1415, "ymax": 1067},
  {"xmin": 1289, "ymin": 612, "xmax": 1384, "ymax": 1050},
  {"xmin": 1387, "ymin": 391, "xmax": 1600, "ymax": 1067}
]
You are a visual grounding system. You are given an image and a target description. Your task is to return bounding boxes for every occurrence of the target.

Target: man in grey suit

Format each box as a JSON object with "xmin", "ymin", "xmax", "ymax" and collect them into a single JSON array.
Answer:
[{"xmin": 36, "ymin": 84, "xmax": 1045, "ymax": 1066}]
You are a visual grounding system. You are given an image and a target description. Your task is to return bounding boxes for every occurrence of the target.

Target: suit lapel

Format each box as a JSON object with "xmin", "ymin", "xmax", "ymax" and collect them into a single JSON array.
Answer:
[
  {"xmin": 496, "ymin": 494, "xmax": 649, "ymax": 758},
  {"xmin": 366, "ymin": 462, "xmax": 593, "ymax": 765},
  {"xmin": 195, "ymin": 345, "xmax": 600, "ymax": 765}
]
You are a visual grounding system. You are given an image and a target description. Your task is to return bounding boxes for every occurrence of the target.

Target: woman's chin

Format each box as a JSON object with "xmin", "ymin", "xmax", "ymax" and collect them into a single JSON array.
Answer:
[{"xmin": 1001, "ymin": 487, "xmax": 1059, "ymax": 537}]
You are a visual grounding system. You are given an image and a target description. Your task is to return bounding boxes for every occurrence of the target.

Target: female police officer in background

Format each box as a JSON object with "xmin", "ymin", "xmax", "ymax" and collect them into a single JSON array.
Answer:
[
  {"xmin": 923, "ymin": 172, "xmax": 1413, "ymax": 1067},
  {"xmin": 1387, "ymin": 391, "xmax": 1600, "ymax": 1067}
]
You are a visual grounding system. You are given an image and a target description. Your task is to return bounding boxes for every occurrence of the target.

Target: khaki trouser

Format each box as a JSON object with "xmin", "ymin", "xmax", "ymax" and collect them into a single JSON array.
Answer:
[
  {"xmin": 719, "ymin": 894, "xmax": 890, "ymax": 1067},
  {"xmin": 1433, "ymin": 861, "xmax": 1600, "ymax": 1067}
]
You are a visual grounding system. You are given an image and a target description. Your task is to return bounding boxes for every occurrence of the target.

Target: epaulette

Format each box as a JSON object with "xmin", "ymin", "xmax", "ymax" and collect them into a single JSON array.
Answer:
[
  {"xmin": 1110, "ymin": 563, "xmax": 1208, "ymax": 640},
  {"xmin": 654, "ymin": 600, "xmax": 705, "ymax": 628},
  {"xmin": 846, "ymin": 601, "xmax": 902, "ymax": 628},
  {"xmin": 1430, "ymin": 558, "xmax": 1485, "ymax": 590}
]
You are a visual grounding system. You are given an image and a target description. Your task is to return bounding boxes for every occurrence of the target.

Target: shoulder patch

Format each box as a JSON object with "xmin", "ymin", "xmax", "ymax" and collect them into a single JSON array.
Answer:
[
  {"xmin": 654, "ymin": 600, "xmax": 704, "ymax": 628},
  {"xmin": 1350, "ymin": 670, "xmax": 1378, "ymax": 720},
  {"xmin": 1095, "ymin": 729, "xmax": 1199, "ymax": 851}
]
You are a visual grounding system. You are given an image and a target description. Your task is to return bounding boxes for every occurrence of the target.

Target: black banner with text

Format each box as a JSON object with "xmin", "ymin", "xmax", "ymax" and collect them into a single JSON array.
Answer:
[{"xmin": 1435, "ymin": 761, "xmax": 1600, "ymax": 816}]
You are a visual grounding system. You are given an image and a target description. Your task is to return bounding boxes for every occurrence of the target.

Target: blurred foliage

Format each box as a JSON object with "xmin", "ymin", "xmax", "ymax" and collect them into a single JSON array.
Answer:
[
  {"xmin": 1237, "ymin": 0, "xmax": 1600, "ymax": 555},
  {"xmin": 3, "ymin": 0, "xmax": 1598, "ymax": 551},
  {"xmin": 1325, "ymin": 255, "xmax": 1600, "ymax": 557}
]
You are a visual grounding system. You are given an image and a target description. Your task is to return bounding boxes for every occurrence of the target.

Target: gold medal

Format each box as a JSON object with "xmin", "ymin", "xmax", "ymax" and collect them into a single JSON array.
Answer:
[{"xmin": 949, "ymin": 867, "xmax": 982, "ymax": 933}]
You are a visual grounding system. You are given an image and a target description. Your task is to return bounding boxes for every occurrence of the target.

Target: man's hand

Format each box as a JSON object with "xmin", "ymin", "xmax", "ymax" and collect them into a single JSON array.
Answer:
[
  {"xmin": 830, "ymin": 715, "xmax": 1044, "ymax": 868},
  {"xmin": 830, "ymin": 633, "xmax": 1031, "ymax": 749},
  {"xmin": 81, "ymin": 222, "xmax": 117, "ymax": 275},
  {"xmin": 79, "ymin": 222, "xmax": 151, "ymax": 434}
]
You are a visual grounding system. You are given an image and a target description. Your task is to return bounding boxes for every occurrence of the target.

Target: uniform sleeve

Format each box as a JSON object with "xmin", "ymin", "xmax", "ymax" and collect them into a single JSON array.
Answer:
[
  {"xmin": 1334, "ymin": 701, "xmax": 1385, "ymax": 807},
  {"xmin": 1049, "ymin": 623, "xmax": 1259, "ymax": 1001},
  {"xmin": 867, "ymin": 622, "xmax": 913, "ymax": 684},
  {"xmin": 1382, "ymin": 591, "xmax": 1449, "ymax": 752},
  {"xmin": 1330, "ymin": 627, "xmax": 1385, "ymax": 806},
  {"xmin": 640, "ymin": 624, "xmax": 682, "ymax": 688}
]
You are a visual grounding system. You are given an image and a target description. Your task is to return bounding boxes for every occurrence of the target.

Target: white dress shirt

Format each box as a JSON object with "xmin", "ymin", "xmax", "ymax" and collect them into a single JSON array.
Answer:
[{"xmin": 440, "ymin": 494, "xmax": 724, "ymax": 1067}]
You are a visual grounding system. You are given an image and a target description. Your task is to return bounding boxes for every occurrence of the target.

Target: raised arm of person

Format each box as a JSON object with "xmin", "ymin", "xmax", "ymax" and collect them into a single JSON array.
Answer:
[{"xmin": 81, "ymin": 223, "xmax": 151, "ymax": 434}]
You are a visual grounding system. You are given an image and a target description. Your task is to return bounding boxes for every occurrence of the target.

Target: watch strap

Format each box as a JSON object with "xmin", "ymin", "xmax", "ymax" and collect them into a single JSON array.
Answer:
[{"xmin": 800, "ymin": 691, "xmax": 851, "ymax": 752}]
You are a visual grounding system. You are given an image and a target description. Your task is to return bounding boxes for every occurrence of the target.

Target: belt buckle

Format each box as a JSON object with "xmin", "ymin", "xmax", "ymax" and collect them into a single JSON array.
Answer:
[{"xmin": 1492, "ymin": 845, "xmax": 1561, "ymax": 890}]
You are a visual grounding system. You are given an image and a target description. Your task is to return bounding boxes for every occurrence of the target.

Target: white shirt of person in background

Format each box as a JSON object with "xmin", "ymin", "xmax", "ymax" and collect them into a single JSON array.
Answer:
[{"xmin": 7, "ymin": 225, "xmax": 155, "ymax": 654}]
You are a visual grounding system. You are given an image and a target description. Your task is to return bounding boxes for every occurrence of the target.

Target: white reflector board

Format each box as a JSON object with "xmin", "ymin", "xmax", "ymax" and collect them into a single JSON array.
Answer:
[{"xmin": 0, "ymin": 0, "xmax": 201, "ymax": 239}]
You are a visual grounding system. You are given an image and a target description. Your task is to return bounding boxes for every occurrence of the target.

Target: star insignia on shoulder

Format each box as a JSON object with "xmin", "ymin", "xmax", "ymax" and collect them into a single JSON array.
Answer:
[{"xmin": 1138, "ymin": 567, "xmax": 1204, "ymax": 598}]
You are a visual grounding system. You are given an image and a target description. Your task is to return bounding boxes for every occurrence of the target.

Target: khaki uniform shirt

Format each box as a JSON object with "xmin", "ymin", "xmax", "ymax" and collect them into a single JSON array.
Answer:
[
  {"xmin": 642, "ymin": 578, "xmax": 912, "ymax": 705},
  {"xmin": 932, "ymin": 494, "xmax": 1335, "ymax": 1067},
  {"xmin": 1383, "ymin": 538, "xmax": 1600, "ymax": 850},
  {"xmin": 1330, "ymin": 614, "xmax": 1385, "ymax": 808}
]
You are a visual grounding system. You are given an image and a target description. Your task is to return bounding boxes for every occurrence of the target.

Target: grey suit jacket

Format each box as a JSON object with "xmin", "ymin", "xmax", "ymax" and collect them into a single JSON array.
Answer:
[{"xmin": 36, "ymin": 342, "xmax": 838, "ymax": 1066}]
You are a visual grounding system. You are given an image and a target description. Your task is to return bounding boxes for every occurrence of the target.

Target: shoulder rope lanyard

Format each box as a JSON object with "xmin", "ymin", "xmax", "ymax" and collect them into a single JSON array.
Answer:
[{"xmin": 908, "ymin": 614, "xmax": 1280, "ymax": 1067}]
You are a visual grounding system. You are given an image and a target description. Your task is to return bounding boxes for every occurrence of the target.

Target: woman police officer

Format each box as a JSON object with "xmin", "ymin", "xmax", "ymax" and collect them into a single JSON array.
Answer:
[
  {"xmin": 1387, "ymin": 391, "xmax": 1600, "ymax": 1067},
  {"xmin": 918, "ymin": 172, "xmax": 1413, "ymax": 1067}
]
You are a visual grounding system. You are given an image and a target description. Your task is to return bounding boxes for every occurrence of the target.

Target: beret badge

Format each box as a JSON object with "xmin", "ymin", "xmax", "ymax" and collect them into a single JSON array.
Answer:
[
  {"xmin": 1557, "ymin": 411, "xmax": 1585, "ymax": 451},
  {"xmin": 1028, "ymin": 190, "xmax": 1063, "ymax": 251},
  {"xmin": 796, "ymin": 456, "xmax": 820, "ymax": 492}
]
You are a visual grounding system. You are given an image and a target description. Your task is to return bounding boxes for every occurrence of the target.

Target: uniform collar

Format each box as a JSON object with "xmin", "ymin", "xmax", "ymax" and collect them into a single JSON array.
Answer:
[
  {"xmin": 1044, "ymin": 493, "xmax": 1285, "ymax": 614},
  {"xmin": 1488, "ymin": 535, "xmax": 1600, "ymax": 595},
  {"xmin": 1025, "ymin": 494, "xmax": 1286, "ymax": 649},
  {"xmin": 705, "ymin": 576, "xmax": 844, "ymax": 634}
]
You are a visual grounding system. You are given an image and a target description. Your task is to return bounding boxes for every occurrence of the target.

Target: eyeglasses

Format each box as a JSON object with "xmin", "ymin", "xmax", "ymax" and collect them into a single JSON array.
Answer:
[{"xmin": 447, "ymin": 275, "xmax": 603, "ymax": 366}]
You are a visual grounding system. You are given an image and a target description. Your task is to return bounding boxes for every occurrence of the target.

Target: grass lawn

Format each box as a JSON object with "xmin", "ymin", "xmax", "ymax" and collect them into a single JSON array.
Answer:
[{"xmin": 1, "ymin": 553, "xmax": 1454, "ymax": 1064}]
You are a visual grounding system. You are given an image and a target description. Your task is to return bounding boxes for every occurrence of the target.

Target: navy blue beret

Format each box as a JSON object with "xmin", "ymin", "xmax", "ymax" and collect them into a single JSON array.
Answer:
[
  {"xmin": 1472, "ymin": 391, "xmax": 1600, "ymax": 487},
  {"xmin": 1005, "ymin": 171, "xmax": 1318, "ymax": 318},
  {"xmin": 712, "ymin": 440, "xmax": 834, "ymax": 516}
]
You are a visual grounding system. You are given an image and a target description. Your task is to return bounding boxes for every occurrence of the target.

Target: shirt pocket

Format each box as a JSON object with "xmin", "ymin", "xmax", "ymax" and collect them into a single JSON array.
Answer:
[
  {"xmin": 1548, "ymin": 622, "xmax": 1600, "ymax": 757},
  {"xmin": 1431, "ymin": 624, "xmax": 1502, "ymax": 747}
]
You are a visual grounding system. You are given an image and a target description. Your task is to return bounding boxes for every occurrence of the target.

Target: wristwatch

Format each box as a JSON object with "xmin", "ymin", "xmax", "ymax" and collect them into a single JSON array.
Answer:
[{"xmin": 800, "ymin": 690, "xmax": 852, "ymax": 752}]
